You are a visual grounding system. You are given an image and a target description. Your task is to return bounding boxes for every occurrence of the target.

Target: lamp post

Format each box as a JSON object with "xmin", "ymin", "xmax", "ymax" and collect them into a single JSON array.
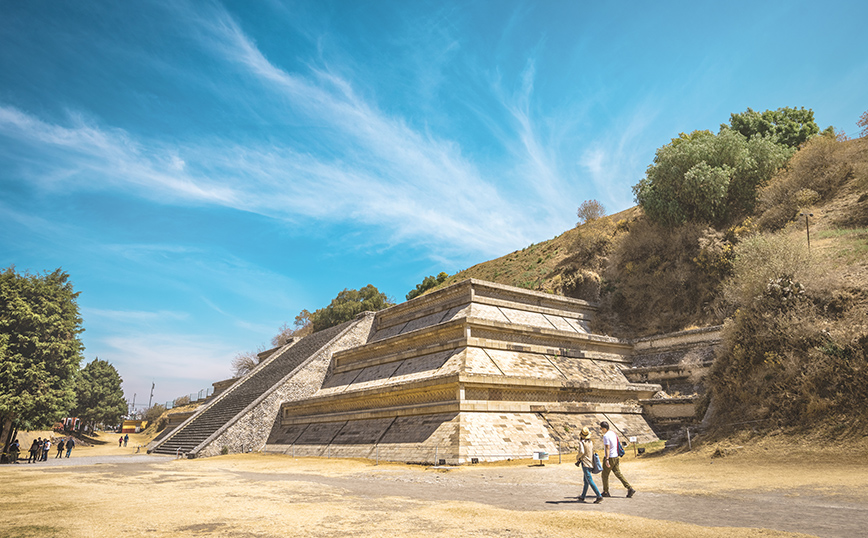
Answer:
[{"xmin": 800, "ymin": 212, "xmax": 814, "ymax": 251}]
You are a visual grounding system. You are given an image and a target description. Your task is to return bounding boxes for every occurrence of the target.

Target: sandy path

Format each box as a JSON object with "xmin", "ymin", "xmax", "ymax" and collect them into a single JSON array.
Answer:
[{"xmin": 3, "ymin": 451, "xmax": 864, "ymax": 538}]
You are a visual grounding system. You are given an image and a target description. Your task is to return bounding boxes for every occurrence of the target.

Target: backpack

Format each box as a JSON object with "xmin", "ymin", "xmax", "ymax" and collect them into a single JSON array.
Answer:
[
  {"xmin": 591, "ymin": 452, "xmax": 603, "ymax": 474},
  {"xmin": 616, "ymin": 435, "xmax": 625, "ymax": 457}
]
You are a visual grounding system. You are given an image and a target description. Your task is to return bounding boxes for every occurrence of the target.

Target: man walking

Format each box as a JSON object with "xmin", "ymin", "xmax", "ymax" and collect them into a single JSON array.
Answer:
[
  {"xmin": 600, "ymin": 421, "xmax": 635, "ymax": 498},
  {"xmin": 65, "ymin": 437, "xmax": 75, "ymax": 458}
]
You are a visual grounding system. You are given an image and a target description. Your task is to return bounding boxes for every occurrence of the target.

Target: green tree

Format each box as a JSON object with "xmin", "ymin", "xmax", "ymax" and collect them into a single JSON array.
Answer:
[
  {"xmin": 1, "ymin": 267, "xmax": 84, "ymax": 453},
  {"xmin": 406, "ymin": 272, "xmax": 449, "ymax": 300},
  {"xmin": 633, "ymin": 129, "xmax": 793, "ymax": 227},
  {"xmin": 271, "ymin": 309, "xmax": 313, "ymax": 347},
  {"xmin": 73, "ymin": 358, "xmax": 127, "ymax": 432},
  {"xmin": 723, "ymin": 107, "xmax": 820, "ymax": 148},
  {"xmin": 311, "ymin": 285, "xmax": 393, "ymax": 331}
]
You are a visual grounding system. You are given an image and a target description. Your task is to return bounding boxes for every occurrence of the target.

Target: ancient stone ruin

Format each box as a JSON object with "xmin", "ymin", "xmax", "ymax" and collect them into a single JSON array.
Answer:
[{"xmin": 150, "ymin": 279, "xmax": 717, "ymax": 462}]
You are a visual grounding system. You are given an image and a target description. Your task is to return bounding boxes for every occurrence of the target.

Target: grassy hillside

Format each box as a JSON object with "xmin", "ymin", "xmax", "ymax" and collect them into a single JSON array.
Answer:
[
  {"xmin": 440, "ymin": 206, "xmax": 641, "ymax": 300},
  {"xmin": 433, "ymin": 135, "xmax": 867, "ymax": 339},
  {"xmin": 429, "ymin": 134, "xmax": 868, "ymax": 434}
]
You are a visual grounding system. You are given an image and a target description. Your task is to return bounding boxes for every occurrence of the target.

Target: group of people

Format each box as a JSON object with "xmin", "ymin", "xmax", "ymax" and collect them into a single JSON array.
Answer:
[
  {"xmin": 576, "ymin": 421, "xmax": 636, "ymax": 503},
  {"xmin": 5, "ymin": 436, "xmax": 75, "ymax": 463}
]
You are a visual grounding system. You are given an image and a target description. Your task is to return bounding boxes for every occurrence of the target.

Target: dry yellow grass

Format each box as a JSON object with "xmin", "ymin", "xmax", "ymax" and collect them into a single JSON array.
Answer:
[{"xmin": 3, "ymin": 432, "xmax": 860, "ymax": 538}]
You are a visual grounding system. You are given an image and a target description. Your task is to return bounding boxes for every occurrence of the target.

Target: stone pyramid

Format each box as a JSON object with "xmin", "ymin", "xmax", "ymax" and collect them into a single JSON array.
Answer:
[{"xmin": 267, "ymin": 279, "xmax": 660, "ymax": 464}]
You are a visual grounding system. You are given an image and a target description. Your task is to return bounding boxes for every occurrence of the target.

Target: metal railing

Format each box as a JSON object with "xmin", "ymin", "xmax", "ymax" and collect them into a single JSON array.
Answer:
[{"xmin": 164, "ymin": 387, "xmax": 214, "ymax": 409}]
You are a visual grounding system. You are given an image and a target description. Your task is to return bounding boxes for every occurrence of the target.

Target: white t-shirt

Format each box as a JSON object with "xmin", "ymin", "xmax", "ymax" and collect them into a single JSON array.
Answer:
[{"xmin": 603, "ymin": 430, "xmax": 619, "ymax": 458}]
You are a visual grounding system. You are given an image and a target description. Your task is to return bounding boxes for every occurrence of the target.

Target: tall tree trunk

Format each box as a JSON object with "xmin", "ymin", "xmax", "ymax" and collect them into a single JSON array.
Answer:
[{"xmin": 0, "ymin": 416, "xmax": 14, "ymax": 464}]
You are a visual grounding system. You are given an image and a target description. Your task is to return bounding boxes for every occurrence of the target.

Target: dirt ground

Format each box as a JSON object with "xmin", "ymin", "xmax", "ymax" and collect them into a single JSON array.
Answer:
[{"xmin": 2, "ymin": 432, "xmax": 866, "ymax": 538}]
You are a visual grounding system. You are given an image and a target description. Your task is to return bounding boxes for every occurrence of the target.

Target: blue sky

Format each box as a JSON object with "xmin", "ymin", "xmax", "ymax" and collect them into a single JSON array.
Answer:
[{"xmin": 2, "ymin": 0, "xmax": 866, "ymax": 410}]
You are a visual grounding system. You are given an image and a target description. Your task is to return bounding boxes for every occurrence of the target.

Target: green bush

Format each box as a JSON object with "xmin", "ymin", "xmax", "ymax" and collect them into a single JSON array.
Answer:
[{"xmin": 634, "ymin": 129, "xmax": 793, "ymax": 227}]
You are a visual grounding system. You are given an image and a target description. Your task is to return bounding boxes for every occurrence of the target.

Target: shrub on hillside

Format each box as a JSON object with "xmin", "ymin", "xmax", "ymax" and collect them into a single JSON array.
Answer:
[
  {"xmin": 577, "ymin": 199, "xmax": 606, "ymax": 225},
  {"xmin": 757, "ymin": 135, "xmax": 867, "ymax": 230},
  {"xmin": 597, "ymin": 219, "xmax": 729, "ymax": 336},
  {"xmin": 571, "ymin": 218, "xmax": 616, "ymax": 268},
  {"xmin": 707, "ymin": 230, "xmax": 868, "ymax": 430},
  {"xmin": 143, "ymin": 404, "xmax": 166, "ymax": 424},
  {"xmin": 721, "ymin": 232, "xmax": 812, "ymax": 307},
  {"xmin": 708, "ymin": 281, "xmax": 867, "ymax": 429}
]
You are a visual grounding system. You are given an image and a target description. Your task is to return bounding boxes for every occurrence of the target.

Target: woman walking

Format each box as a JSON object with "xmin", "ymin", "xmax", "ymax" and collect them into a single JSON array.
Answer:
[
  {"xmin": 29, "ymin": 439, "xmax": 40, "ymax": 463},
  {"xmin": 576, "ymin": 427, "xmax": 603, "ymax": 503}
]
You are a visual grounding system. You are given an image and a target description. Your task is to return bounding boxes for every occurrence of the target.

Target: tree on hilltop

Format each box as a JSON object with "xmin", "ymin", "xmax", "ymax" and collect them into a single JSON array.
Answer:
[
  {"xmin": 271, "ymin": 309, "xmax": 313, "ymax": 347},
  {"xmin": 633, "ymin": 127, "xmax": 793, "ymax": 227},
  {"xmin": 312, "ymin": 285, "xmax": 393, "ymax": 332},
  {"xmin": 577, "ymin": 199, "xmax": 606, "ymax": 225},
  {"xmin": 722, "ymin": 106, "xmax": 820, "ymax": 148},
  {"xmin": 406, "ymin": 272, "xmax": 449, "ymax": 300}
]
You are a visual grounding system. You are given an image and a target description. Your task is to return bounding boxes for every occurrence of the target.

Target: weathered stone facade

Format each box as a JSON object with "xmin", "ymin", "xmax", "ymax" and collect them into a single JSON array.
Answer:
[
  {"xmin": 152, "ymin": 279, "xmax": 710, "ymax": 462},
  {"xmin": 624, "ymin": 326, "xmax": 723, "ymax": 440},
  {"xmin": 148, "ymin": 314, "xmax": 375, "ymax": 457},
  {"xmin": 266, "ymin": 279, "xmax": 661, "ymax": 464}
]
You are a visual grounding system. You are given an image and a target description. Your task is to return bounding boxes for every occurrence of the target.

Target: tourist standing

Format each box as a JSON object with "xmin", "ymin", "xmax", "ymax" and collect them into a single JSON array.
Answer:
[
  {"xmin": 56, "ymin": 438, "xmax": 65, "ymax": 458},
  {"xmin": 600, "ymin": 421, "xmax": 635, "ymax": 498},
  {"xmin": 576, "ymin": 427, "xmax": 603, "ymax": 503},
  {"xmin": 9, "ymin": 439, "xmax": 20, "ymax": 463},
  {"xmin": 65, "ymin": 437, "xmax": 75, "ymax": 458},
  {"xmin": 28, "ymin": 439, "xmax": 39, "ymax": 463},
  {"xmin": 123, "ymin": 434, "xmax": 129, "ymax": 447},
  {"xmin": 118, "ymin": 436, "xmax": 123, "ymax": 447},
  {"xmin": 42, "ymin": 438, "xmax": 51, "ymax": 461}
]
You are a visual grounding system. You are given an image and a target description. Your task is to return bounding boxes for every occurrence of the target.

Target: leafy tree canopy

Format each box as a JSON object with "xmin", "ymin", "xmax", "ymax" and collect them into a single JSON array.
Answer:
[
  {"xmin": 73, "ymin": 358, "xmax": 127, "ymax": 430},
  {"xmin": 0, "ymin": 267, "xmax": 84, "ymax": 430},
  {"xmin": 311, "ymin": 285, "xmax": 393, "ymax": 332},
  {"xmin": 406, "ymin": 272, "xmax": 449, "ymax": 300},
  {"xmin": 271, "ymin": 309, "xmax": 313, "ymax": 347},
  {"xmin": 723, "ymin": 106, "xmax": 820, "ymax": 149},
  {"xmin": 633, "ymin": 128, "xmax": 793, "ymax": 227}
]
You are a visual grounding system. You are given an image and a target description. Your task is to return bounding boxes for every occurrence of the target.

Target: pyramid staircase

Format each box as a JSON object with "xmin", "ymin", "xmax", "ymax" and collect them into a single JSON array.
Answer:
[{"xmin": 149, "ymin": 322, "xmax": 354, "ymax": 457}]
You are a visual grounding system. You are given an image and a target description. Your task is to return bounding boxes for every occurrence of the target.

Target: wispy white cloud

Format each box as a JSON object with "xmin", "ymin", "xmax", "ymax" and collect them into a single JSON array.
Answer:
[
  {"xmin": 83, "ymin": 308, "xmax": 190, "ymax": 324},
  {"xmin": 579, "ymin": 104, "xmax": 660, "ymax": 210},
  {"xmin": 99, "ymin": 332, "xmax": 235, "ymax": 402},
  {"xmin": 0, "ymin": 3, "xmax": 614, "ymax": 265}
]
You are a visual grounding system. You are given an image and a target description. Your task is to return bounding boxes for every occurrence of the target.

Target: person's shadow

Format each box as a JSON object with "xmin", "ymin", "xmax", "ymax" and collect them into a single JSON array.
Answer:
[{"xmin": 545, "ymin": 497, "xmax": 584, "ymax": 504}]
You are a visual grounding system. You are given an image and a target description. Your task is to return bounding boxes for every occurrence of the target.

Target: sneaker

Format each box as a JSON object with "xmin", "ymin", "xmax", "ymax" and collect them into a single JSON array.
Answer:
[
  {"xmin": 601, "ymin": 492, "xmax": 611, "ymax": 497},
  {"xmin": 627, "ymin": 488, "xmax": 636, "ymax": 498},
  {"xmin": 594, "ymin": 497, "xmax": 603, "ymax": 504},
  {"xmin": 578, "ymin": 496, "xmax": 586, "ymax": 503}
]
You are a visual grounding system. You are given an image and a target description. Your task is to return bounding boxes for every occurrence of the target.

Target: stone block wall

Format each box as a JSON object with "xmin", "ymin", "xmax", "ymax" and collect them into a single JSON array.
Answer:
[{"xmin": 196, "ymin": 313, "xmax": 375, "ymax": 457}]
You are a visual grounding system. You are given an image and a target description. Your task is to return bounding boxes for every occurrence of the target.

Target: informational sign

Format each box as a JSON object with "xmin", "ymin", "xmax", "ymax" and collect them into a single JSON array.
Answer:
[{"xmin": 628, "ymin": 436, "xmax": 637, "ymax": 443}]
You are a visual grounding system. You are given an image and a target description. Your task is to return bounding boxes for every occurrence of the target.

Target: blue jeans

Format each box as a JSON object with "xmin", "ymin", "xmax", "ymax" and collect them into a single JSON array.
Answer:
[{"xmin": 581, "ymin": 465, "xmax": 601, "ymax": 499}]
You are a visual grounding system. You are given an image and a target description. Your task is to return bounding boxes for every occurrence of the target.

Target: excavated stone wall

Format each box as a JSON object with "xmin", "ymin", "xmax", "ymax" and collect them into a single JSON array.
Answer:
[{"xmin": 195, "ymin": 313, "xmax": 376, "ymax": 457}]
